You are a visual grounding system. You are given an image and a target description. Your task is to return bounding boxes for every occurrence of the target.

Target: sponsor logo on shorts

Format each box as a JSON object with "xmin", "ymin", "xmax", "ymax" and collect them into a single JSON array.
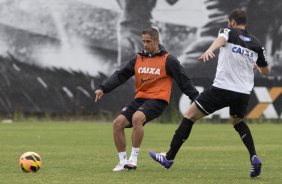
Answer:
[{"xmin": 121, "ymin": 107, "xmax": 128, "ymax": 112}]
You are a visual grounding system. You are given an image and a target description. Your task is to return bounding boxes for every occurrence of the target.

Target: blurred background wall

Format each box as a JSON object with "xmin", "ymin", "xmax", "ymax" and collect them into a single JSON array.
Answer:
[{"xmin": 0, "ymin": 0, "xmax": 281, "ymax": 120}]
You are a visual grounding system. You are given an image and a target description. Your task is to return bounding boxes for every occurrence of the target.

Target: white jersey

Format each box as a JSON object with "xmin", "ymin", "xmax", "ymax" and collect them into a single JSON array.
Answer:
[{"xmin": 213, "ymin": 28, "xmax": 268, "ymax": 94}]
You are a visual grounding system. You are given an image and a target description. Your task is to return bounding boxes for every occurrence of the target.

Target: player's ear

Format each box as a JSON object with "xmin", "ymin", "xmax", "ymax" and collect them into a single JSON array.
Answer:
[
  {"xmin": 155, "ymin": 39, "xmax": 160, "ymax": 45},
  {"xmin": 228, "ymin": 19, "xmax": 234, "ymax": 28}
]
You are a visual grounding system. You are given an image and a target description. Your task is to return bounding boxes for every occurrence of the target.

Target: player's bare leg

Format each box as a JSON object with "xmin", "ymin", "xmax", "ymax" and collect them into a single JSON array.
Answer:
[
  {"xmin": 184, "ymin": 102, "xmax": 206, "ymax": 121},
  {"xmin": 124, "ymin": 111, "xmax": 146, "ymax": 170},
  {"xmin": 112, "ymin": 115, "xmax": 130, "ymax": 171},
  {"xmin": 131, "ymin": 111, "xmax": 146, "ymax": 148}
]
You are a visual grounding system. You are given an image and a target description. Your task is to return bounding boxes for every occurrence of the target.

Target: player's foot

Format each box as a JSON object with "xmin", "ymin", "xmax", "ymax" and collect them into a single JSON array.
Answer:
[
  {"xmin": 113, "ymin": 162, "xmax": 126, "ymax": 171},
  {"xmin": 149, "ymin": 151, "xmax": 173, "ymax": 169},
  {"xmin": 250, "ymin": 155, "xmax": 262, "ymax": 178},
  {"xmin": 124, "ymin": 160, "xmax": 137, "ymax": 170}
]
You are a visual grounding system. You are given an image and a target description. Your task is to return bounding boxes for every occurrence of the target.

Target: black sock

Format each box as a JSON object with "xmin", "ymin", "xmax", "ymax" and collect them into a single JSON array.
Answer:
[
  {"xmin": 234, "ymin": 121, "xmax": 257, "ymax": 160},
  {"xmin": 166, "ymin": 118, "xmax": 194, "ymax": 160}
]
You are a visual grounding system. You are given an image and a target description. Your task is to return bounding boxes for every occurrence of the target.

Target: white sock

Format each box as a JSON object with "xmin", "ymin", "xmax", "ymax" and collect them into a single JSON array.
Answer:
[
  {"xmin": 118, "ymin": 152, "xmax": 127, "ymax": 164},
  {"xmin": 129, "ymin": 147, "xmax": 140, "ymax": 163}
]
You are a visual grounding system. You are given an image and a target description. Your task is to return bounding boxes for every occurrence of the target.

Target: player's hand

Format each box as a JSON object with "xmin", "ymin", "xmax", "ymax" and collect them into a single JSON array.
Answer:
[
  {"xmin": 198, "ymin": 50, "xmax": 215, "ymax": 62},
  {"xmin": 95, "ymin": 89, "xmax": 104, "ymax": 102}
]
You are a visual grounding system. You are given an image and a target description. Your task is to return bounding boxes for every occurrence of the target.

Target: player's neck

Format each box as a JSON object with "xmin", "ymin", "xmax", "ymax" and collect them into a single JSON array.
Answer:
[
  {"xmin": 233, "ymin": 25, "xmax": 246, "ymax": 30},
  {"xmin": 152, "ymin": 46, "xmax": 160, "ymax": 55},
  {"xmin": 146, "ymin": 48, "xmax": 160, "ymax": 55}
]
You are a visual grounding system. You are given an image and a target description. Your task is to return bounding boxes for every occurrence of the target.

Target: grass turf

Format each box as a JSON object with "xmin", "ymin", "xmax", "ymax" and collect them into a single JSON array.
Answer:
[{"xmin": 0, "ymin": 121, "xmax": 281, "ymax": 184}]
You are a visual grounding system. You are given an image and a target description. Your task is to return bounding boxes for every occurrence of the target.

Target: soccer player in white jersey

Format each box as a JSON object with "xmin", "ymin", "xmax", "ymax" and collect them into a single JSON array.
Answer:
[{"xmin": 149, "ymin": 9, "xmax": 270, "ymax": 178}]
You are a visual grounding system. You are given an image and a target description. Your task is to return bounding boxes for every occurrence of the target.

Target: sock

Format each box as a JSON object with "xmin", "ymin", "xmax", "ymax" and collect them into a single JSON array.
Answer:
[
  {"xmin": 234, "ymin": 121, "xmax": 257, "ymax": 160},
  {"xmin": 118, "ymin": 151, "xmax": 127, "ymax": 164},
  {"xmin": 166, "ymin": 118, "xmax": 194, "ymax": 160},
  {"xmin": 129, "ymin": 147, "xmax": 140, "ymax": 163}
]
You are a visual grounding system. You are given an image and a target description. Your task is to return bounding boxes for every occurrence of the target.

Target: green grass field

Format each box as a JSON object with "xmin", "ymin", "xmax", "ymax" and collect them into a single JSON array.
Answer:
[{"xmin": 0, "ymin": 121, "xmax": 281, "ymax": 184}]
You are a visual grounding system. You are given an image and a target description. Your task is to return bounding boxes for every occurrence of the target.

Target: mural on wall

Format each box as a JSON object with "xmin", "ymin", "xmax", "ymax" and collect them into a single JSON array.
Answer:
[{"xmin": 0, "ymin": 0, "xmax": 281, "ymax": 119}]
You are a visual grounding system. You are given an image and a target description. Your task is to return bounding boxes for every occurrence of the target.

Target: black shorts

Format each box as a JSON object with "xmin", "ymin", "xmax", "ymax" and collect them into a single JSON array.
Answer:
[
  {"xmin": 120, "ymin": 98, "xmax": 168, "ymax": 128},
  {"xmin": 195, "ymin": 86, "xmax": 250, "ymax": 118}
]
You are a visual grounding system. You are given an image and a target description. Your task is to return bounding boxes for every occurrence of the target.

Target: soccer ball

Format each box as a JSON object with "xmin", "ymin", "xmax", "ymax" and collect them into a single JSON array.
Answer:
[{"xmin": 19, "ymin": 152, "xmax": 42, "ymax": 173}]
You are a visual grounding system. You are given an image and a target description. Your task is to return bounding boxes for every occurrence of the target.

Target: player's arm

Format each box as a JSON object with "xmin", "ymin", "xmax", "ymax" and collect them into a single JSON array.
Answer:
[
  {"xmin": 198, "ymin": 36, "xmax": 226, "ymax": 62},
  {"xmin": 198, "ymin": 28, "xmax": 230, "ymax": 62},
  {"xmin": 256, "ymin": 47, "xmax": 271, "ymax": 76},
  {"xmin": 259, "ymin": 66, "xmax": 270, "ymax": 76},
  {"xmin": 95, "ymin": 58, "xmax": 136, "ymax": 102},
  {"xmin": 254, "ymin": 64, "xmax": 270, "ymax": 77},
  {"xmin": 166, "ymin": 55, "xmax": 199, "ymax": 101}
]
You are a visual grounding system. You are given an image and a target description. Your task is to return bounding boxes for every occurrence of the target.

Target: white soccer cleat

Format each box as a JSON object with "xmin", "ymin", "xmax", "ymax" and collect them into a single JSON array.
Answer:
[
  {"xmin": 113, "ymin": 163, "xmax": 126, "ymax": 171},
  {"xmin": 124, "ymin": 159, "xmax": 137, "ymax": 170}
]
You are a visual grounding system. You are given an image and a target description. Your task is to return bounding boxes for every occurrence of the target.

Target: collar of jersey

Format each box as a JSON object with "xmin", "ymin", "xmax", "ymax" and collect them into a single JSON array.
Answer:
[{"xmin": 138, "ymin": 45, "xmax": 167, "ymax": 57}]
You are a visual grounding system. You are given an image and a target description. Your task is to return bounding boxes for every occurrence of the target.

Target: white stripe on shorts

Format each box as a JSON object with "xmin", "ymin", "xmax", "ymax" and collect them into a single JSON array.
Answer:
[{"xmin": 195, "ymin": 100, "xmax": 211, "ymax": 115}]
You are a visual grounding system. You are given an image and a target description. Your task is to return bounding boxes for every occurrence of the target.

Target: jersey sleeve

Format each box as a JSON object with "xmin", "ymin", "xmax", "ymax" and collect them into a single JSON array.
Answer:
[
  {"xmin": 256, "ymin": 46, "xmax": 268, "ymax": 67},
  {"xmin": 166, "ymin": 54, "xmax": 199, "ymax": 101},
  {"xmin": 99, "ymin": 57, "xmax": 136, "ymax": 93},
  {"xmin": 218, "ymin": 28, "xmax": 231, "ymax": 41}
]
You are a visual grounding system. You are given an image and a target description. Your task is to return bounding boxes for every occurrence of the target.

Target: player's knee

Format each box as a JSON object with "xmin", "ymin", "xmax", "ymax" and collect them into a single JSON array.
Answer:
[
  {"xmin": 184, "ymin": 107, "xmax": 201, "ymax": 122},
  {"xmin": 184, "ymin": 110, "xmax": 195, "ymax": 120},
  {"xmin": 184, "ymin": 102, "xmax": 206, "ymax": 122},
  {"xmin": 113, "ymin": 117, "xmax": 127, "ymax": 130},
  {"xmin": 132, "ymin": 112, "xmax": 146, "ymax": 127},
  {"xmin": 184, "ymin": 110, "xmax": 199, "ymax": 122},
  {"xmin": 230, "ymin": 116, "xmax": 244, "ymax": 126}
]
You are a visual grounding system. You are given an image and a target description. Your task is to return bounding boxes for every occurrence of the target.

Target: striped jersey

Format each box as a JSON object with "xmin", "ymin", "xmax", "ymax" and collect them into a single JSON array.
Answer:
[{"xmin": 213, "ymin": 28, "xmax": 268, "ymax": 94}]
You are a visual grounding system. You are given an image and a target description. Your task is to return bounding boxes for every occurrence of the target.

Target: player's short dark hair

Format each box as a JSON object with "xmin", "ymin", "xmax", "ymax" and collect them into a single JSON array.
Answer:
[
  {"xmin": 142, "ymin": 27, "xmax": 159, "ymax": 41},
  {"xmin": 229, "ymin": 9, "xmax": 247, "ymax": 25}
]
